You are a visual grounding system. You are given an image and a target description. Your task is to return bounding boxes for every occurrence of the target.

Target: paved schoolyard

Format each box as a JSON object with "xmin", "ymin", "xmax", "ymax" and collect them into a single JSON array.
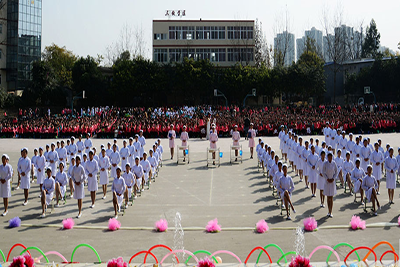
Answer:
[{"xmin": 0, "ymin": 134, "xmax": 400, "ymax": 264}]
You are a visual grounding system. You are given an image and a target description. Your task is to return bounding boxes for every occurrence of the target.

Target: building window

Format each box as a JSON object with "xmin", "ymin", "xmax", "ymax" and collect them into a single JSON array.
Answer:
[
  {"xmin": 210, "ymin": 48, "xmax": 226, "ymax": 62},
  {"xmin": 195, "ymin": 48, "xmax": 211, "ymax": 61},
  {"xmin": 182, "ymin": 49, "xmax": 195, "ymax": 59},
  {"xmin": 227, "ymin": 48, "xmax": 254, "ymax": 62},
  {"xmin": 154, "ymin": 33, "xmax": 167, "ymax": 40},
  {"xmin": 169, "ymin": 48, "xmax": 182, "ymax": 62},
  {"xmin": 169, "ymin": 26, "xmax": 195, "ymax": 40},
  {"xmin": 196, "ymin": 26, "xmax": 225, "ymax": 40},
  {"xmin": 153, "ymin": 49, "xmax": 168, "ymax": 63},
  {"xmin": 227, "ymin": 26, "xmax": 254, "ymax": 40}
]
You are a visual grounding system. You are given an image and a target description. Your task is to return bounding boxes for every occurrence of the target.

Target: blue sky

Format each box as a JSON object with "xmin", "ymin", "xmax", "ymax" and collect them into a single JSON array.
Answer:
[{"xmin": 42, "ymin": 0, "xmax": 400, "ymax": 61}]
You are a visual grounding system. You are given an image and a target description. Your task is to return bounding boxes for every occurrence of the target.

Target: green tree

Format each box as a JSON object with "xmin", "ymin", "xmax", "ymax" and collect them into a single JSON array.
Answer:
[
  {"xmin": 362, "ymin": 19, "xmax": 381, "ymax": 58},
  {"xmin": 42, "ymin": 44, "xmax": 77, "ymax": 88}
]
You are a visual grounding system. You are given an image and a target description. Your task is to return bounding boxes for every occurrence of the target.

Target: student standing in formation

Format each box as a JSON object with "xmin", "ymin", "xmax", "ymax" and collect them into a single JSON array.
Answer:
[
  {"xmin": 112, "ymin": 166, "xmax": 126, "ymax": 219},
  {"xmin": 72, "ymin": 156, "xmax": 86, "ymax": 218},
  {"xmin": 128, "ymin": 137, "xmax": 135, "ymax": 167},
  {"xmin": 31, "ymin": 149, "xmax": 38, "ymax": 183},
  {"xmin": 351, "ymin": 159, "xmax": 364, "ymax": 201},
  {"xmin": 362, "ymin": 165, "xmax": 380, "ymax": 216},
  {"xmin": 335, "ymin": 149, "xmax": 345, "ymax": 187},
  {"xmin": 138, "ymin": 130, "xmax": 146, "ymax": 160},
  {"xmin": 180, "ymin": 125, "xmax": 189, "ymax": 161},
  {"xmin": 69, "ymin": 137, "xmax": 78, "ymax": 159},
  {"xmin": 360, "ymin": 138, "xmax": 371, "ymax": 173},
  {"xmin": 76, "ymin": 135, "xmax": 85, "ymax": 159},
  {"xmin": 99, "ymin": 148, "xmax": 110, "ymax": 199},
  {"xmin": 40, "ymin": 167, "xmax": 55, "ymax": 218},
  {"xmin": 48, "ymin": 143, "xmax": 59, "ymax": 177},
  {"xmin": 18, "ymin": 148, "xmax": 31, "ymax": 206},
  {"xmin": 110, "ymin": 144, "xmax": 120, "ymax": 179},
  {"xmin": 122, "ymin": 163, "xmax": 135, "ymax": 207},
  {"xmin": 157, "ymin": 139, "xmax": 164, "ymax": 165},
  {"xmin": 307, "ymin": 145, "xmax": 319, "ymax": 197},
  {"xmin": 113, "ymin": 139, "xmax": 120, "ymax": 152},
  {"xmin": 168, "ymin": 124, "xmax": 176, "ymax": 160},
  {"xmin": 120, "ymin": 140, "xmax": 129, "ymax": 169},
  {"xmin": 66, "ymin": 139, "xmax": 71, "ymax": 164},
  {"xmin": 0, "ymin": 154, "xmax": 12, "ymax": 216},
  {"xmin": 371, "ymin": 143, "xmax": 384, "ymax": 194},
  {"xmin": 84, "ymin": 133, "xmax": 93, "ymax": 155},
  {"xmin": 385, "ymin": 148, "xmax": 398, "ymax": 205},
  {"xmin": 141, "ymin": 152, "xmax": 151, "ymax": 186},
  {"xmin": 133, "ymin": 135, "xmax": 141, "ymax": 161},
  {"xmin": 148, "ymin": 149, "xmax": 158, "ymax": 180},
  {"xmin": 322, "ymin": 152, "xmax": 338, "ymax": 218},
  {"xmin": 278, "ymin": 164, "xmax": 296, "ymax": 220},
  {"xmin": 248, "ymin": 123, "xmax": 256, "ymax": 159},
  {"xmin": 317, "ymin": 151, "xmax": 326, "ymax": 207},
  {"xmin": 58, "ymin": 141, "xmax": 67, "ymax": 167},
  {"xmin": 232, "ymin": 125, "xmax": 241, "ymax": 161},
  {"xmin": 302, "ymin": 141, "xmax": 310, "ymax": 189},
  {"xmin": 67, "ymin": 157, "xmax": 76, "ymax": 197},
  {"xmin": 343, "ymin": 152, "xmax": 354, "ymax": 194},
  {"xmin": 209, "ymin": 126, "xmax": 218, "ymax": 165},
  {"xmin": 55, "ymin": 162, "xmax": 68, "ymax": 207},
  {"xmin": 85, "ymin": 151, "xmax": 99, "ymax": 208},
  {"xmin": 132, "ymin": 157, "xmax": 144, "ymax": 193},
  {"xmin": 106, "ymin": 142, "xmax": 113, "ymax": 158},
  {"xmin": 278, "ymin": 126, "xmax": 285, "ymax": 160},
  {"xmin": 35, "ymin": 147, "xmax": 46, "ymax": 192}
]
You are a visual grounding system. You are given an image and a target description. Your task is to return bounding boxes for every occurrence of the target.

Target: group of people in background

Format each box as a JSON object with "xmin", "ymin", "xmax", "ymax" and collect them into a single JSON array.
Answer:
[
  {"xmin": 0, "ymin": 133, "xmax": 165, "ymax": 219},
  {"xmin": 1, "ymin": 103, "xmax": 400, "ymax": 139}
]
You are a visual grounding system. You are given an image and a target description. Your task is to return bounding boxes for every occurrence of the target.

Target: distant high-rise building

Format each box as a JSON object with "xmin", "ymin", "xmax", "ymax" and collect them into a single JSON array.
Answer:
[
  {"xmin": 274, "ymin": 31, "xmax": 295, "ymax": 66},
  {"xmin": 0, "ymin": 0, "xmax": 42, "ymax": 92},
  {"xmin": 296, "ymin": 27, "xmax": 323, "ymax": 61}
]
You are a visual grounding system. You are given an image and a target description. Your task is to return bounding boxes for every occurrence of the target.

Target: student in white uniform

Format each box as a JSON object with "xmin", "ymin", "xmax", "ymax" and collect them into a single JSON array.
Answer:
[
  {"xmin": 58, "ymin": 141, "xmax": 67, "ymax": 167},
  {"xmin": 346, "ymin": 133, "xmax": 355, "ymax": 162},
  {"xmin": 231, "ymin": 125, "xmax": 241, "ymax": 161},
  {"xmin": 72, "ymin": 155, "xmax": 86, "ymax": 218},
  {"xmin": 128, "ymin": 137, "xmax": 135, "ymax": 166},
  {"xmin": 31, "ymin": 148, "xmax": 38, "ymax": 183},
  {"xmin": 66, "ymin": 139, "xmax": 71, "ymax": 164},
  {"xmin": 68, "ymin": 157, "xmax": 76, "ymax": 197},
  {"xmin": 132, "ymin": 135, "xmax": 141, "ymax": 161},
  {"xmin": 110, "ymin": 144, "xmax": 120, "ymax": 179},
  {"xmin": 113, "ymin": 138, "xmax": 120, "ymax": 152},
  {"xmin": 55, "ymin": 162, "xmax": 68, "ymax": 207},
  {"xmin": 0, "ymin": 154, "xmax": 12, "ymax": 216},
  {"xmin": 18, "ymin": 148, "xmax": 31, "ymax": 206},
  {"xmin": 322, "ymin": 152, "xmax": 338, "ymax": 218},
  {"xmin": 35, "ymin": 147, "xmax": 46, "ymax": 192},
  {"xmin": 98, "ymin": 148, "xmax": 110, "ymax": 199},
  {"xmin": 138, "ymin": 130, "xmax": 146, "ymax": 160},
  {"xmin": 122, "ymin": 163, "xmax": 136, "ymax": 207},
  {"xmin": 85, "ymin": 151, "xmax": 99, "ymax": 208},
  {"xmin": 148, "ymin": 149, "xmax": 158, "ymax": 181},
  {"xmin": 385, "ymin": 148, "xmax": 398, "ymax": 205},
  {"xmin": 362, "ymin": 165, "xmax": 381, "ymax": 216},
  {"xmin": 269, "ymin": 155, "xmax": 279, "ymax": 187},
  {"xmin": 370, "ymin": 142, "xmax": 384, "ymax": 194},
  {"xmin": 92, "ymin": 147, "xmax": 99, "ymax": 163},
  {"xmin": 106, "ymin": 142, "xmax": 113, "ymax": 158},
  {"xmin": 278, "ymin": 164, "xmax": 296, "ymax": 220},
  {"xmin": 112, "ymin": 166, "xmax": 126, "ymax": 219},
  {"xmin": 48, "ymin": 143, "xmax": 59, "ymax": 177},
  {"xmin": 120, "ymin": 140, "xmax": 130, "ymax": 169},
  {"xmin": 307, "ymin": 145, "xmax": 319, "ymax": 197},
  {"xmin": 84, "ymin": 134, "xmax": 93, "ymax": 155},
  {"xmin": 209, "ymin": 126, "xmax": 218, "ymax": 165},
  {"xmin": 157, "ymin": 139, "xmax": 164, "ymax": 165},
  {"xmin": 317, "ymin": 150, "xmax": 326, "ymax": 207},
  {"xmin": 76, "ymin": 135, "xmax": 85, "ymax": 159},
  {"xmin": 132, "ymin": 157, "xmax": 144, "ymax": 192},
  {"xmin": 351, "ymin": 159, "xmax": 365, "ymax": 201},
  {"xmin": 360, "ymin": 139, "xmax": 371, "ymax": 172},
  {"xmin": 248, "ymin": 123, "xmax": 256, "ymax": 159},
  {"xmin": 334, "ymin": 149, "xmax": 344, "ymax": 187},
  {"xmin": 40, "ymin": 167, "xmax": 55, "ymax": 218},
  {"xmin": 343, "ymin": 152, "xmax": 354, "ymax": 194},
  {"xmin": 180, "ymin": 126, "xmax": 189, "ymax": 161},
  {"xmin": 68, "ymin": 137, "xmax": 78, "ymax": 159},
  {"xmin": 273, "ymin": 161, "xmax": 284, "ymax": 192},
  {"xmin": 302, "ymin": 141, "xmax": 310, "ymax": 188},
  {"xmin": 168, "ymin": 124, "xmax": 177, "ymax": 160},
  {"xmin": 141, "ymin": 152, "xmax": 152, "ymax": 185}
]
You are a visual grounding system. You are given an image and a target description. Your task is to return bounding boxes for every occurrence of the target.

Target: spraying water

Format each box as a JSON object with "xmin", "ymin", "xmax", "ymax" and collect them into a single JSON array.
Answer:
[
  {"xmin": 173, "ymin": 212, "xmax": 185, "ymax": 265},
  {"xmin": 294, "ymin": 226, "xmax": 306, "ymax": 256}
]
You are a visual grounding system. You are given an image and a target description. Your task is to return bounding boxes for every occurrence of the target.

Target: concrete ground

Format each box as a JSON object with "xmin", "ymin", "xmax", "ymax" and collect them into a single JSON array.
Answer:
[{"xmin": 0, "ymin": 134, "xmax": 400, "ymax": 264}]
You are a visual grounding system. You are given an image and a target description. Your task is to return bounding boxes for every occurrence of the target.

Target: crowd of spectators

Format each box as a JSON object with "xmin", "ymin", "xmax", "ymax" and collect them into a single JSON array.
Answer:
[{"xmin": 1, "ymin": 103, "xmax": 399, "ymax": 139}]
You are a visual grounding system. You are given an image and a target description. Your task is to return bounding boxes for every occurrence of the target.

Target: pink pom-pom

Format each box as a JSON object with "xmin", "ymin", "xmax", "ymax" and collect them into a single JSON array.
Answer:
[
  {"xmin": 108, "ymin": 218, "xmax": 121, "ymax": 231},
  {"xmin": 350, "ymin": 215, "xmax": 366, "ymax": 230},
  {"xmin": 155, "ymin": 219, "xmax": 168, "ymax": 232},
  {"xmin": 107, "ymin": 257, "xmax": 128, "ymax": 267},
  {"xmin": 62, "ymin": 218, "xmax": 75, "ymax": 230},
  {"xmin": 197, "ymin": 257, "xmax": 216, "ymax": 267},
  {"xmin": 398, "ymin": 216, "xmax": 400, "ymax": 226},
  {"xmin": 10, "ymin": 254, "xmax": 34, "ymax": 267},
  {"xmin": 303, "ymin": 217, "xmax": 317, "ymax": 232},
  {"xmin": 256, "ymin": 219, "xmax": 269, "ymax": 233},
  {"xmin": 289, "ymin": 255, "xmax": 312, "ymax": 267},
  {"xmin": 206, "ymin": 218, "xmax": 221, "ymax": 233}
]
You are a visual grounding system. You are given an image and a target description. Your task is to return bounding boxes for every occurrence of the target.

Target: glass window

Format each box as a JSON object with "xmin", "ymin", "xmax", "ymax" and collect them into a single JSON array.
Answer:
[{"xmin": 153, "ymin": 49, "xmax": 168, "ymax": 63}]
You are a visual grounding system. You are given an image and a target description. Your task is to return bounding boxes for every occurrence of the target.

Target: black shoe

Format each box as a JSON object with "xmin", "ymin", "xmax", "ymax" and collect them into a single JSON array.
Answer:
[{"xmin": 250, "ymin": 156, "xmax": 253, "ymax": 159}]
